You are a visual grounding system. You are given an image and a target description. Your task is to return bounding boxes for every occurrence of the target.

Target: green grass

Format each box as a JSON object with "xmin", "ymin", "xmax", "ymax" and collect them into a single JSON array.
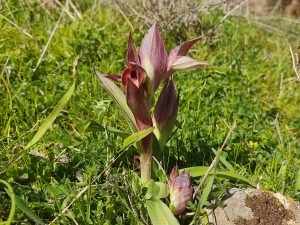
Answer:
[{"xmin": 1, "ymin": 1, "xmax": 300, "ymax": 224}]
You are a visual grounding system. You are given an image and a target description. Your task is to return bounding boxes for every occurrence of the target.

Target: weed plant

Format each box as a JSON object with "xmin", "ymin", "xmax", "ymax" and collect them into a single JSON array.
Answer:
[{"xmin": 0, "ymin": 0, "xmax": 300, "ymax": 224}]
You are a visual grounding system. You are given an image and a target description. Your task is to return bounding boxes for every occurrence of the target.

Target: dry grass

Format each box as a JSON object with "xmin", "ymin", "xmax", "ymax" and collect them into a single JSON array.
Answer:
[
  {"xmin": 211, "ymin": 0, "xmax": 300, "ymax": 16},
  {"xmin": 101, "ymin": 0, "xmax": 203, "ymax": 34}
]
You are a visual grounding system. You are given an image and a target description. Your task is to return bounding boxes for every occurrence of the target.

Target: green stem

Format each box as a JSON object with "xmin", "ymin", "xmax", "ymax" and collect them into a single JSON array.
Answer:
[{"xmin": 140, "ymin": 151, "xmax": 152, "ymax": 183}]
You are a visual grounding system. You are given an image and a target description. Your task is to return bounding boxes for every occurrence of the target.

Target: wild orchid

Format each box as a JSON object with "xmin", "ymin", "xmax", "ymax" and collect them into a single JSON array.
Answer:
[{"xmin": 94, "ymin": 23, "xmax": 208, "ymax": 218}]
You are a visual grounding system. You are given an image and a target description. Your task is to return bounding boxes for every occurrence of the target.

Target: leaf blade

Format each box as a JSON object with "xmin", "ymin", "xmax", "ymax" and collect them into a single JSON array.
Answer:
[
  {"xmin": 181, "ymin": 166, "xmax": 256, "ymax": 187},
  {"xmin": 25, "ymin": 81, "xmax": 75, "ymax": 150},
  {"xmin": 121, "ymin": 127, "xmax": 154, "ymax": 150},
  {"xmin": 13, "ymin": 195, "xmax": 45, "ymax": 225},
  {"xmin": 94, "ymin": 69, "xmax": 138, "ymax": 133},
  {"xmin": 145, "ymin": 199, "xmax": 180, "ymax": 225}
]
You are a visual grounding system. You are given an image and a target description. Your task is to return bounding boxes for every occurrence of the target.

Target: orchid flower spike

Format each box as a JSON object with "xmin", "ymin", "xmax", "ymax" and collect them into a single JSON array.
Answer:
[{"xmin": 106, "ymin": 23, "xmax": 209, "ymax": 105}]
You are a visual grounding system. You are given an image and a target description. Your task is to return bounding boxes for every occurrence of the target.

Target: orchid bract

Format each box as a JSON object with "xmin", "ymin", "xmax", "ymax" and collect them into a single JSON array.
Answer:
[{"xmin": 94, "ymin": 23, "xmax": 209, "ymax": 218}]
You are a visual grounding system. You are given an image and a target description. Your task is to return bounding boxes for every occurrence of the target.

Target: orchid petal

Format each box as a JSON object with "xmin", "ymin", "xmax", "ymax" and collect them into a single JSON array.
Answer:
[
  {"xmin": 167, "ymin": 36, "xmax": 203, "ymax": 71},
  {"xmin": 170, "ymin": 186, "xmax": 193, "ymax": 215},
  {"xmin": 127, "ymin": 79, "xmax": 153, "ymax": 149},
  {"xmin": 169, "ymin": 164, "xmax": 179, "ymax": 185},
  {"xmin": 139, "ymin": 23, "xmax": 168, "ymax": 93},
  {"xmin": 106, "ymin": 74, "xmax": 122, "ymax": 83},
  {"xmin": 171, "ymin": 172, "xmax": 191, "ymax": 190},
  {"xmin": 121, "ymin": 62, "xmax": 147, "ymax": 91},
  {"xmin": 171, "ymin": 56, "xmax": 209, "ymax": 72},
  {"xmin": 126, "ymin": 61, "xmax": 147, "ymax": 84},
  {"xmin": 153, "ymin": 79, "xmax": 178, "ymax": 150},
  {"xmin": 169, "ymin": 171, "xmax": 193, "ymax": 215},
  {"xmin": 127, "ymin": 32, "xmax": 140, "ymax": 64}
]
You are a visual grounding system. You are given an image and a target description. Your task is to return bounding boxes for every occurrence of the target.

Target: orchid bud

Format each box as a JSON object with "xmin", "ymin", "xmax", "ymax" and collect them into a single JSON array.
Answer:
[{"xmin": 168, "ymin": 165, "xmax": 193, "ymax": 215}]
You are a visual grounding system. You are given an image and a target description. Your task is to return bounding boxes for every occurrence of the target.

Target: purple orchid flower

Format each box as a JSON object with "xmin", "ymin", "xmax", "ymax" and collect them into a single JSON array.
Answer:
[{"xmin": 106, "ymin": 23, "xmax": 209, "ymax": 102}]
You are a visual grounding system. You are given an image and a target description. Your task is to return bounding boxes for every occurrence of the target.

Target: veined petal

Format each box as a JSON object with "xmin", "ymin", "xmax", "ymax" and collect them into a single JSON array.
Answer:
[
  {"xmin": 127, "ymin": 79, "xmax": 153, "ymax": 149},
  {"xmin": 167, "ymin": 36, "xmax": 203, "ymax": 72},
  {"xmin": 171, "ymin": 172, "xmax": 191, "ymax": 190},
  {"xmin": 127, "ymin": 32, "xmax": 140, "ymax": 64},
  {"xmin": 169, "ymin": 164, "xmax": 179, "ymax": 185},
  {"xmin": 169, "ymin": 171, "xmax": 193, "ymax": 215},
  {"xmin": 170, "ymin": 186, "xmax": 193, "ymax": 215},
  {"xmin": 106, "ymin": 74, "xmax": 122, "ymax": 83},
  {"xmin": 153, "ymin": 79, "xmax": 178, "ymax": 150},
  {"xmin": 139, "ymin": 23, "xmax": 168, "ymax": 93},
  {"xmin": 171, "ymin": 56, "xmax": 209, "ymax": 72}
]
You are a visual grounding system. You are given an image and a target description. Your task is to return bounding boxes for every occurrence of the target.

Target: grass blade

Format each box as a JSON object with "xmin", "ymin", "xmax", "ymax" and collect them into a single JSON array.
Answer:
[
  {"xmin": 13, "ymin": 194, "xmax": 45, "ymax": 225},
  {"xmin": 193, "ymin": 151, "xmax": 221, "ymax": 223},
  {"xmin": 25, "ymin": 82, "xmax": 75, "ymax": 149},
  {"xmin": 191, "ymin": 176, "xmax": 214, "ymax": 224},
  {"xmin": 0, "ymin": 81, "xmax": 75, "ymax": 174},
  {"xmin": 86, "ymin": 172, "xmax": 92, "ymax": 223},
  {"xmin": 181, "ymin": 166, "xmax": 257, "ymax": 187},
  {"xmin": 295, "ymin": 169, "xmax": 300, "ymax": 192},
  {"xmin": 199, "ymin": 176, "xmax": 214, "ymax": 210},
  {"xmin": 0, "ymin": 180, "xmax": 15, "ymax": 225}
]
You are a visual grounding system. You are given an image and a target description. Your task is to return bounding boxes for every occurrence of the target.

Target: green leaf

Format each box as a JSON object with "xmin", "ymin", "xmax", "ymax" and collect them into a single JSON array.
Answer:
[
  {"xmin": 144, "ymin": 180, "xmax": 169, "ymax": 200},
  {"xmin": 155, "ymin": 182, "xmax": 170, "ymax": 199},
  {"xmin": 199, "ymin": 208, "xmax": 209, "ymax": 225},
  {"xmin": 121, "ymin": 127, "xmax": 154, "ymax": 150},
  {"xmin": 0, "ymin": 81, "xmax": 75, "ymax": 174},
  {"xmin": 13, "ymin": 194, "xmax": 45, "ymax": 225},
  {"xmin": 196, "ymin": 151, "xmax": 221, "ymax": 221},
  {"xmin": 146, "ymin": 199, "xmax": 180, "ymax": 225},
  {"xmin": 94, "ymin": 69, "xmax": 138, "ymax": 133},
  {"xmin": 85, "ymin": 120, "xmax": 130, "ymax": 138},
  {"xmin": 180, "ymin": 166, "xmax": 257, "ymax": 187},
  {"xmin": 193, "ymin": 171, "xmax": 215, "ymax": 224},
  {"xmin": 144, "ymin": 179, "xmax": 156, "ymax": 200}
]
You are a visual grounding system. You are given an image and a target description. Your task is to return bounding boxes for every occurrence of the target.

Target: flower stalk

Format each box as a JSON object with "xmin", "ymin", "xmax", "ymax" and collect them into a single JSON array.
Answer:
[{"xmin": 140, "ymin": 150, "xmax": 152, "ymax": 182}]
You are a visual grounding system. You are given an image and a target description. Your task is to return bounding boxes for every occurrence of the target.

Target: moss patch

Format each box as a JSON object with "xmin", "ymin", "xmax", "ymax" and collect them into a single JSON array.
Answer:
[{"xmin": 234, "ymin": 192, "xmax": 295, "ymax": 225}]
